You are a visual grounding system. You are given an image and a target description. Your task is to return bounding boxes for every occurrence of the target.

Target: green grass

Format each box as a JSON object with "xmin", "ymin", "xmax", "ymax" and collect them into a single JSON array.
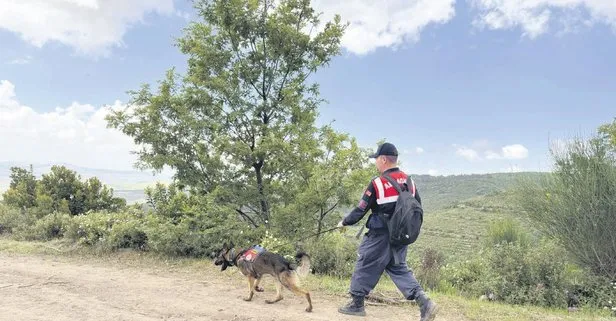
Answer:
[
  {"xmin": 410, "ymin": 190, "xmax": 533, "ymax": 261},
  {"xmin": 412, "ymin": 172, "xmax": 546, "ymax": 211}
]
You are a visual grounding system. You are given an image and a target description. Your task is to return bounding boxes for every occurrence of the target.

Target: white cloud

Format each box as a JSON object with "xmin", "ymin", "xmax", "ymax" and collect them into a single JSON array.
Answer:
[
  {"xmin": 7, "ymin": 56, "xmax": 33, "ymax": 65},
  {"xmin": 312, "ymin": 0, "xmax": 456, "ymax": 55},
  {"xmin": 485, "ymin": 144, "xmax": 529, "ymax": 160},
  {"xmin": 0, "ymin": 79, "xmax": 139, "ymax": 170},
  {"xmin": 428, "ymin": 169, "xmax": 439, "ymax": 176},
  {"xmin": 455, "ymin": 142, "xmax": 529, "ymax": 161},
  {"xmin": 0, "ymin": 0, "xmax": 176, "ymax": 57},
  {"xmin": 454, "ymin": 145, "xmax": 481, "ymax": 161},
  {"xmin": 470, "ymin": 0, "xmax": 616, "ymax": 38},
  {"xmin": 502, "ymin": 144, "xmax": 529, "ymax": 159},
  {"xmin": 403, "ymin": 147, "xmax": 425, "ymax": 155}
]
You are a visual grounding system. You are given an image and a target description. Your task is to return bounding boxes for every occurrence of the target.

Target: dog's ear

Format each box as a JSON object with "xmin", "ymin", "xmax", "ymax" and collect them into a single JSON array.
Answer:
[
  {"xmin": 229, "ymin": 241, "xmax": 234, "ymax": 249},
  {"xmin": 222, "ymin": 242, "xmax": 228, "ymax": 250}
]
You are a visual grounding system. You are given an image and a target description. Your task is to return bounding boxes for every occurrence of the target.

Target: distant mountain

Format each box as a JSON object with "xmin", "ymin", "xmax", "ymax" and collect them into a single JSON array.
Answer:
[{"xmin": 410, "ymin": 172, "xmax": 547, "ymax": 211}]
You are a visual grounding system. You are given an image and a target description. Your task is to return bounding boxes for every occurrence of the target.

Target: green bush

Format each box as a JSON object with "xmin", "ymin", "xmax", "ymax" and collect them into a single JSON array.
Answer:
[
  {"xmin": 19, "ymin": 212, "xmax": 74, "ymax": 241},
  {"xmin": 67, "ymin": 211, "xmax": 114, "ymax": 245},
  {"xmin": 106, "ymin": 210, "xmax": 148, "ymax": 250},
  {"xmin": 443, "ymin": 239, "xmax": 571, "ymax": 308},
  {"xmin": 517, "ymin": 135, "xmax": 616, "ymax": 281},
  {"xmin": 415, "ymin": 248, "xmax": 447, "ymax": 291},
  {"xmin": 302, "ymin": 233, "xmax": 359, "ymax": 278},
  {"xmin": 486, "ymin": 218, "xmax": 531, "ymax": 247},
  {"xmin": 144, "ymin": 216, "xmax": 211, "ymax": 257},
  {"xmin": 0, "ymin": 204, "xmax": 36, "ymax": 235},
  {"xmin": 563, "ymin": 266, "xmax": 616, "ymax": 310},
  {"xmin": 258, "ymin": 230, "xmax": 295, "ymax": 259},
  {"xmin": 442, "ymin": 252, "xmax": 494, "ymax": 297}
]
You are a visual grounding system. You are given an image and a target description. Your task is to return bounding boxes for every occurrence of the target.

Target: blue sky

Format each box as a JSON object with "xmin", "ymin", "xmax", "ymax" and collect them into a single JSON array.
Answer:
[{"xmin": 1, "ymin": 0, "xmax": 615, "ymax": 176}]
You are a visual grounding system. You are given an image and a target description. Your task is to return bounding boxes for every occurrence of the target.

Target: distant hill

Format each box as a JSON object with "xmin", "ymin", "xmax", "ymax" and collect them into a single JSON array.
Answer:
[{"xmin": 411, "ymin": 172, "xmax": 547, "ymax": 211}]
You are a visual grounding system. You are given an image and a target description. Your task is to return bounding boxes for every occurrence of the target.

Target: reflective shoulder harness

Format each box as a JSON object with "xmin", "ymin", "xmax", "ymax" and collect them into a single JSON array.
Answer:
[{"xmin": 372, "ymin": 173, "xmax": 416, "ymax": 205}]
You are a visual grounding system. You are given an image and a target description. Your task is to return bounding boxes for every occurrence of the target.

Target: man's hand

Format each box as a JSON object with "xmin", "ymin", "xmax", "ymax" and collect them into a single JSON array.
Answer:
[{"xmin": 337, "ymin": 220, "xmax": 347, "ymax": 233}]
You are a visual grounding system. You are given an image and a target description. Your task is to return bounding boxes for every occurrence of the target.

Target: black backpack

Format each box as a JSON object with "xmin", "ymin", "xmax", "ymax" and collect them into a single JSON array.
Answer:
[{"xmin": 380, "ymin": 174, "xmax": 424, "ymax": 246}]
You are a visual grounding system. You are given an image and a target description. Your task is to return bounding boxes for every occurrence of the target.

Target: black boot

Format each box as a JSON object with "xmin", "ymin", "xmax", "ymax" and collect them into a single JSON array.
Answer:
[
  {"xmin": 338, "ymin": 294, "xmax": 366, "ymax": 316},
  {"xmin": 416, "ymin": 291, "xmax": 438, "ymax": 321}
]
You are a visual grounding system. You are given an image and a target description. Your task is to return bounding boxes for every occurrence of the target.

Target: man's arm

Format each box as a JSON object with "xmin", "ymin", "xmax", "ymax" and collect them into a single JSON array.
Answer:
[{"xmin": 340, "ymin": 180, "xmax": 376, "ymax": 226}]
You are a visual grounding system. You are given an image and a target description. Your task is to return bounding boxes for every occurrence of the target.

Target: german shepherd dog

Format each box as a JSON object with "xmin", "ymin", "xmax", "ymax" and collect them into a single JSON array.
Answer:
[{"xmin": 214, "ymin": 242, "xmax": 313, "ymax": 312}]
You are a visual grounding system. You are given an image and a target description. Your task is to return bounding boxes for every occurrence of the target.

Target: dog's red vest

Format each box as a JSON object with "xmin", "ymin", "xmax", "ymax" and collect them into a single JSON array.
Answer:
[{"xmin": 239, "ymin": 245, "xmax": 265, "ymax": 262}]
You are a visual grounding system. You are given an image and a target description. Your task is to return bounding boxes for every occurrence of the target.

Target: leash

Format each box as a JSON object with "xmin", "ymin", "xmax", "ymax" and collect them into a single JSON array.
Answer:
[
  {"xmin": 272, "ymin": 226, "xmax": 343, "ymax": 249},
  {"xmin": 292, "ymin": 226, "xmax": 342, "ymax": 243}
]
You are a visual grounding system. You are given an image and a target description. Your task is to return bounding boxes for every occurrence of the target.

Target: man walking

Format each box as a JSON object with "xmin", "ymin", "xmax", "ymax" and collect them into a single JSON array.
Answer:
[{"xmin": 337, "ymin": 142, "xmax": 438, "ymax": 321}]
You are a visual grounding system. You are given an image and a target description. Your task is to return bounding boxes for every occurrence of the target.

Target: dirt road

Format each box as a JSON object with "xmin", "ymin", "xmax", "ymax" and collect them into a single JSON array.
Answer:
[{"xmin": 0, "ymin": 252, "xmax": 449, "ymax": 321}]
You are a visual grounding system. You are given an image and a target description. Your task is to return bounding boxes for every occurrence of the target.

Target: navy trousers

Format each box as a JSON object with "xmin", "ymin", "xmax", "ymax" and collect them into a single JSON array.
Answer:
[{"xmin": 349, "ymin": 230, "xmax": 422, "ymax": 300}]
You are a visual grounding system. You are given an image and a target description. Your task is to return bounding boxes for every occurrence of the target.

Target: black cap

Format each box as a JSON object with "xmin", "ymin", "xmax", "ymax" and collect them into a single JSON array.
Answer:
[{"xmin": 369, "ymin": 142, "xmax": 398, "ymax": 158}]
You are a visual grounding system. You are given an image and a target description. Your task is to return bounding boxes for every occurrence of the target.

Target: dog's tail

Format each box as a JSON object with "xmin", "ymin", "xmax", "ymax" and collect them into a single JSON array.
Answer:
[{"xmin": 294, "ymin": 251, "xmax": 311, "ymax": 278}]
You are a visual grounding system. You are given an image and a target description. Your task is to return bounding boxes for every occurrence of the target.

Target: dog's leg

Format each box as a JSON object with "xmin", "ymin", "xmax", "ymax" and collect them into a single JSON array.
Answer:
[
  {"xmin": 265, "ymin": 279, "xmax": 283, "ymax": 304},
  {"xmin": 281, "ymin": 273, "xmax": 313, "ymax": 312},
  {"xmin": 243, "ymin": 276, "xmax": 256, "ymax": 302},
  {"xmin": 254, "ymin": 276, "xmax": 264, "ymax": 292}
]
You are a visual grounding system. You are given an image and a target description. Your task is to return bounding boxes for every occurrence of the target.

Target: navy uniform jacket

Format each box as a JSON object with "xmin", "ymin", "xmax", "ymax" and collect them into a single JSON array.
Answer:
[{"xmin": 342, "ymin": 167, "xmax": 421, "ymax": 230}]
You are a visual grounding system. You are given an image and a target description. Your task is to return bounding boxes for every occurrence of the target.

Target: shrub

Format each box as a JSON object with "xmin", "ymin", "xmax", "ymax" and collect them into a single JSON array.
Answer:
[
  {"xmin": 486, "ymin": 218, "xmax": 530, "ymax": 247},
  {"xmin": 0, "ymin": 204, "xmax": 36, "ymax": 235},
  {"xmin": 259, "ymin": 230, "xmax": 294, "ymax": 259},
  {"xmin": 66, "ymin": 211, "xmax": 114, "ymax": 245},
  {"xmin": 443, "ymin": 239, "xmax": 571, "ymax": 308},
  {"xmin": 416, "ymin": 248, "xmax": 447, "ymax": 291},
  {"xmin": 302, "ymin": 232, "xmax": 359, "ymax": 278},
  {"xmin": 105, "ymin": 210, "xmax": 148, "ymax": 250},
  {"xmin": 18, "ymin": 212, "xmax": 74, "ymax": 241},
  {"xmin": 517, "ymin": 135, "xmax": 616, "ymax": 281}
]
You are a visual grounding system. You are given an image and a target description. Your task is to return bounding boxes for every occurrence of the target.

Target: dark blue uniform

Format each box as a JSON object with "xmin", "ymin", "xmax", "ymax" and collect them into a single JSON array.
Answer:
[{"xmin": 341, "ymin": 167, "xmax": 423, "ymax": 300}]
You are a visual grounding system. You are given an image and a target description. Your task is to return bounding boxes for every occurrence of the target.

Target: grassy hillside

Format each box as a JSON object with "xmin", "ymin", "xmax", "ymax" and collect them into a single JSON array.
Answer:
[
  {"xmin": 412, "ymin": 172, "xmax": 546, "ymax": 211},
  {"xmin": 408, "ymin": 172, "xmax": 546, "ymax": 260},
  {"xmin": 411, "ymin": 190, "xmax": 531, "ymax": 260}
]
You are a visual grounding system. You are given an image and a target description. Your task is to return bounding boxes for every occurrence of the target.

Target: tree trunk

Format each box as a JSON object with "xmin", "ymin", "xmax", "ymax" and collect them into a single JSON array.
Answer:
[
  {"xmin": 316, "ymin": 207, "xmax": 323, "ymax": 239},
  {"xmin": 254, "ymin": 160, "xmax": 269, "ymax": 226}
]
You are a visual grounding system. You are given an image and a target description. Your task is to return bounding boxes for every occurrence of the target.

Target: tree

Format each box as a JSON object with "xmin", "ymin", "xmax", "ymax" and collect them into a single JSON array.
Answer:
[
  {"xmin": 599, "ymin": 117, "xmax": 616, "ymax": 149},
  {"xmin": 37, "ymin": 165, "xmax": 86, "ymax": 215},
  {"xmin": 273, "ymin": 126, "xmax": 374, "ymax": 238},
  {"xmin": 518, "ymin": 127, "xmax": 616, "ymax": 280},
  {"xmin": 82, "ymin": 177, "xmax": 127, "ymax": 212},
  {"xmin": 106, "ymin": 0, "xmax": 347, "ymax": 228},
  {"xmin": 3, "ymin": 165, "xmax": 126, "ymax": 216},
  {"xmin": 2, "ymin": 166, "xmax": 37, "ymax": 208}
]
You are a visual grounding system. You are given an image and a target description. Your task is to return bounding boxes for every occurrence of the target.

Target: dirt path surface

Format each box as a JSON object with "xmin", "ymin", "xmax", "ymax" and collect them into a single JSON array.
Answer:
[{"xmin": 0, "ymin": 252, "xmax": 456, "ymax": 321}]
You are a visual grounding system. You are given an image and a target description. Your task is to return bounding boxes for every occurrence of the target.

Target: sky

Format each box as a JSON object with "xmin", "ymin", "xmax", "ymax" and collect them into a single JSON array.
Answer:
[{"xmin": 1, "ymin": 0, "xmax": 615, "ymax": 176}]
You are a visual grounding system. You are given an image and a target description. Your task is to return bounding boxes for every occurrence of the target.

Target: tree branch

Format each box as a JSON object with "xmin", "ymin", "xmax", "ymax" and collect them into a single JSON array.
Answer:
[
  {"xmin": 320, "ymin": 201, "xmax": 339, "ymax": 219},
  {"xmin": 236, "ymin": 208, "xmax": 258, "ymax": 228}
]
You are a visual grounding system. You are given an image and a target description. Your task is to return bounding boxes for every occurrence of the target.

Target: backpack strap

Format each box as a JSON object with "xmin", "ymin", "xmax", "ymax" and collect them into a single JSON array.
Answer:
[
  {"xmin": 383, "ymin": 174, "xmax": 416, "ymax": 197},
  {"xmin": 382, "ymin": 173, "xmax": 402, "ymax": 194}
]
